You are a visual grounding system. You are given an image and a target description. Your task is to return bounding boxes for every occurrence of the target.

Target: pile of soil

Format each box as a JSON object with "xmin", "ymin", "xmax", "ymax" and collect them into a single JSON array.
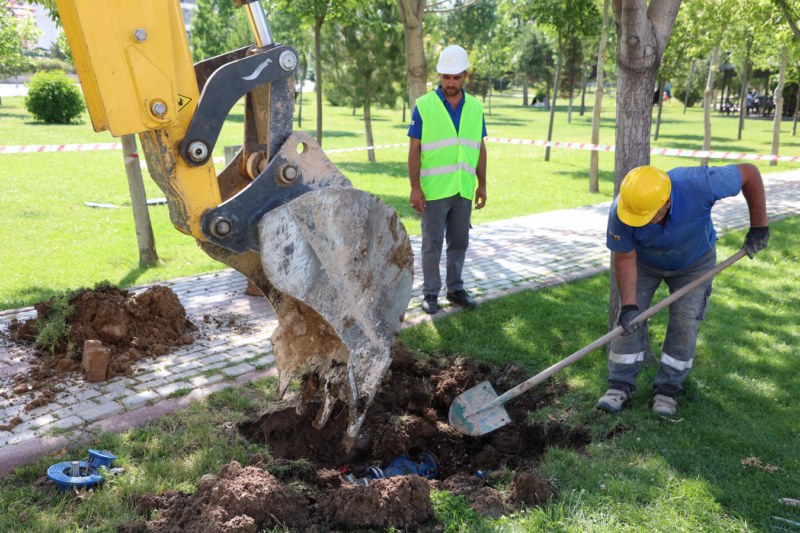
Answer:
[
  {"xmin": 6, "ymin": 285, "xmax": 194, "ymax": 402},
  {"xmin": 120, "ymin": 345, "xmax": 589, "ymax": 531}
]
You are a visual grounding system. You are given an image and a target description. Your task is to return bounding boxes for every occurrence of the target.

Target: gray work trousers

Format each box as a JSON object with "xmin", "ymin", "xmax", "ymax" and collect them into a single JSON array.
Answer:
[
  {"xmin": 421, "ymin": 194, "xmax": 472, "ymax": 296},
  {"xmin": 608, "ymin": 247, "xmax": 716, "ymax": 398}
]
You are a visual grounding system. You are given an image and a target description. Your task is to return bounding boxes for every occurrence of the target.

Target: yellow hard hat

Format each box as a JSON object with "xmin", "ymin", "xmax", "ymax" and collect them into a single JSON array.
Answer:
[{"xmin": 617, "ymin": 166, "xmax": 672, "ymax": 227}]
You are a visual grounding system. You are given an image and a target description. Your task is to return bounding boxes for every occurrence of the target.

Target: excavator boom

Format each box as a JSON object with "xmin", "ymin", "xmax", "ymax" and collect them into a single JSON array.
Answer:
[{"xmin": 56, "ymin": 0, "xmax": 413, "ymax": 439}]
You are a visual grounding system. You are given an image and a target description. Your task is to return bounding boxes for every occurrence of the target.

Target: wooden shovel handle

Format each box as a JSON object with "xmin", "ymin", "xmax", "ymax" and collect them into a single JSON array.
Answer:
[{"xmin": 489, "ymin": 249, "xmax": 748, "ymax": 409}]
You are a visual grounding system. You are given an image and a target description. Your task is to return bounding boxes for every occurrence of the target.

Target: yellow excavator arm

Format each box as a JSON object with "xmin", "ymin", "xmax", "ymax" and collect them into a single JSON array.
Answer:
[{"xmin": 56, "ymin": 0, "xmax": 413, "ymax": 442}]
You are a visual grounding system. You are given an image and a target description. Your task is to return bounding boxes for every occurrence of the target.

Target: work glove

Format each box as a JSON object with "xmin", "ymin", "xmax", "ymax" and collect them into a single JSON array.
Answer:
[
  {"xmin": 743, "ymin": 226, "xmax": 770, "ymax": 259},
  {"xmin": 618, "ymin": 305, "xmax": 641, "ymax": 336}
]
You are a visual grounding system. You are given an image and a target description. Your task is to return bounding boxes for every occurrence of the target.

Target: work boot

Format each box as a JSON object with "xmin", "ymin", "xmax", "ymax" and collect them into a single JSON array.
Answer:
[
  {"xmin": 652, "ymin": 394, "xmax": 678, "ymax": 416},
  {"xmin": 446, "ymin": 289, "xmax": 477, "ymax": 309},
  {"xmin": 595, "ymin": 389, "xmax": 629, "ymax": 413},
  {"xmin": 421, "ymin": 295, "xmax": 439, "ymax": 314}
]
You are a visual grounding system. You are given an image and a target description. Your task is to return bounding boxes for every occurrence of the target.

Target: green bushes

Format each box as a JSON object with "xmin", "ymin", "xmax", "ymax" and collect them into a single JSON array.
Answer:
[
  {"xmin": 24, "ymin": 70, "xmax": 85, "ymax": 124},
  {"xmin": 34, "ymin": 57, "xmax": 75, "ymax": 73}
]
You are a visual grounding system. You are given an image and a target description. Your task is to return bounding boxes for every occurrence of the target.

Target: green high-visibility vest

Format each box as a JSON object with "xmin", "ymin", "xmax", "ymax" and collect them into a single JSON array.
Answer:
[{"xmin": 417, "ymin": 91, "xmax": 483, "ymax": 201}]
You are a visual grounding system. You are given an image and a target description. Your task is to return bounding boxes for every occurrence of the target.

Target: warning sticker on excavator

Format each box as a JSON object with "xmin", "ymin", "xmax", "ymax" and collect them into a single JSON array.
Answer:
[{"xmin": 177, "ymin": 94, "xmax": 193, "ymax": 111}]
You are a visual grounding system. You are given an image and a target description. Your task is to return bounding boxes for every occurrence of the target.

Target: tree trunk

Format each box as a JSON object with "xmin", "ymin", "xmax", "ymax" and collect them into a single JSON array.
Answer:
[
  {"xmin": 123, "ymin": 135, "xmax": 158, "ymax": 267},
  {"xmin": 589, "ymin": 0, "xmax": 609, "ymax": 194},
  {"xmin": 396, "ymin": 0, "xmax": 427, "ymax": 112},
  {"xmin": 701, "ymin": 46, "xmax": 719, "ymax": 166},
  {"xmin": 770, "ymin": 46, "xmax": 788, "ymax": 167},
  {"xmin": 545, "ymin": 44, "xmax": 562, "ymax": 162},
  {"xmin": 567, "ymin": 78, "xmax": 574, "ymax": 124},
  {"xmin": 314, "ymin": 18, "xmax": 325, "ymax": 147},
  {"xmin": 683, "ymin": 60, "xmax": 694, "ymax": 114},
  {"xmin": 523, "ymin": 78, "xmax": 529, "ymax": 106},
  {"xmin": 579, "ymin": 71, "xmax": 588, "ymax": 116},
  {"xmin": 402, "ymin": 98, "xmax": 406, "ymax": 123},
  {"xmin": 298, "ymin": 52, "xmax": 306, "ymax": 129},
  {"xmin": 610, "ymin": 0, "xmax": 681, "ymax": 333},
  {"xmin": 654, "ymin": 77, "xmax": 665, "ymax": 140},
  {"xmin": 487, "ymin": 66, "xmax": 493, "ymax": 116},
  {"xmin": 793, "ymin": 83, "xmax": 799, "ymax": 136},
  {"xmin": 364, "ymin": 99, "xmax": 376, "ymax": 163},
  {"xmin": 737, "ymin": 38, "xmax": 752, "ymax": 140}
]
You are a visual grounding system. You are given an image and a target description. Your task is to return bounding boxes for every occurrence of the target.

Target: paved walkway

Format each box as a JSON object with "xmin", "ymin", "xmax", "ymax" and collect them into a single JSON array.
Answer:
[{"xmin": 2, "ymin": 169, "xmax": 800, "ymax": 475}]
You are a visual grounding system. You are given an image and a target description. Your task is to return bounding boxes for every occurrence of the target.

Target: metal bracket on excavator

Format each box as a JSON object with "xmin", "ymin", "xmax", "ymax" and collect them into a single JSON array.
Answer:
[{"xmin": 57, "ymin": 0, "xmax": 413, "ymax": 442}]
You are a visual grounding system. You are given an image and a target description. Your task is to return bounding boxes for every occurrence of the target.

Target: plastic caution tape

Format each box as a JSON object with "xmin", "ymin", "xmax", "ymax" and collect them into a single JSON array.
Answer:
[{"xmin": 2, "ymin": 139, "xmax": 799, "ymax": 163}]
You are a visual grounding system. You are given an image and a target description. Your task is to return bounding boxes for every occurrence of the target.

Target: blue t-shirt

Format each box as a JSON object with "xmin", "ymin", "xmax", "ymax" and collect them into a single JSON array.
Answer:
[
  {"xmin": 407, "ymin": 87, "xmax": 487, "ymax": 139},
  {"xmin": 606, "ymin": 165, "xmax": 743, "ymax": 270}
]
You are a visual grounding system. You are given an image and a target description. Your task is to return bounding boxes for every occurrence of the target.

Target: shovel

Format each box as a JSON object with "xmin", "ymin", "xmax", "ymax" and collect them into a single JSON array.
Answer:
[{"xmin": 449, "ymin": 249, "xmax": 747, "ymax": 436}]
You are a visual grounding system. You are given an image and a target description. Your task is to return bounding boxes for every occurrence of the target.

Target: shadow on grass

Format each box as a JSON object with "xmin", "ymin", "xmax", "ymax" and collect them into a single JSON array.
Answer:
[
  {"xmin": 1, "ymin": 263, "xmax": 160, "ymax": 310},
  {"xmin": 0, "ymin": 286, "xmax": 61, "ymax": 311},
  {"xmin": 117, "ymin": 264, "xmax": 160, "ymax": 290},
  {"xmin": 337, "ymin": 160, "xmax": 407, "ymax": 179}
]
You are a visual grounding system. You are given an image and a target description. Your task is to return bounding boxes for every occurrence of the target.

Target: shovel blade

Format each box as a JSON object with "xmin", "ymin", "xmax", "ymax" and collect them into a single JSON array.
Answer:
[{"xmin": 448, "ymin": 381, "xmax": 512, "ymax": 436}]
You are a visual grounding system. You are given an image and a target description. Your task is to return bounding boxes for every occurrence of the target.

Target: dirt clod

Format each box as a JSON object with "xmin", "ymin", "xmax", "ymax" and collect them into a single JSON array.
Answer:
[
  {"xmin": 7, "ymin": 285, "xmax": 193, "ymax": 398},
  {"xmin": 508, "ymin": 470, "xmax": 556, "ymax": 507}
]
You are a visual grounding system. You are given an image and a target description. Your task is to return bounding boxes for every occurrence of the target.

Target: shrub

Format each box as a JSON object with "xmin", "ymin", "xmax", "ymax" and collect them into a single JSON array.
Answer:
[
  {"xmin": 25, "ymin": 70, "xmax": 85, "ymax": 124},
  {"xmin": 35, "ymin": 294, "xmax": 74, "ymax": 354},
  {"xmin": 34, "ymin": 57, "xmax": 74, "ymax": 73}
]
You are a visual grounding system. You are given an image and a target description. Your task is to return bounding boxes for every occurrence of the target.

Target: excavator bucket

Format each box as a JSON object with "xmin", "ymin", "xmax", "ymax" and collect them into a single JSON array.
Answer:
[
  {"xmin": 196, "ymin": 132, "xmax": 413, "ymax": 442},
  {"xmin": 261, "ymin": 187, "xmax": 413, "ymax": 438}
]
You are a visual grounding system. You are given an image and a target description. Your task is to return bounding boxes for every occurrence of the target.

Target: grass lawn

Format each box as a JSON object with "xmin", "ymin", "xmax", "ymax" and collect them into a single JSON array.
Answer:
[
  {"xmin": 1, "ymin": 91, "xmax": 799, "ymax": 311},
  {"xmin": 0, "ymin": 220, "xmax": 797, "ymax": 531}
]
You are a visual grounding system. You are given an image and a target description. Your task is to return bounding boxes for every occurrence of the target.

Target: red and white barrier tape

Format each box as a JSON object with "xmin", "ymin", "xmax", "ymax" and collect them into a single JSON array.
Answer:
[
  {"xmin": 485, "ymin": 137, "xmax": 800, "ymax": 162},
  {"xmin": 2, "ymin": 138, "xmax": 799, "ymax": 163},
  {"xmin": 0, "ymin": 143, "xmax": 122, "ymax": 153}
]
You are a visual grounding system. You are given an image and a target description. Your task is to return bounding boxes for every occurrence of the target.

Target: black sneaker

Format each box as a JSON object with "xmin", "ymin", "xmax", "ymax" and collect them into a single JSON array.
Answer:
[
  {"xmin": 421, "ymin": 295, "xmax": 439, "ymax": 314},
  {"xmin": 446, "ymin": 290, "xmax": 476, "ymax": 309}
]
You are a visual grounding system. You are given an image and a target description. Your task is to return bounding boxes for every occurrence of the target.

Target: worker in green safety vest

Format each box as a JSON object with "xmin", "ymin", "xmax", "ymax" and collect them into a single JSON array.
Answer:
[{"xmin": 408, "ymin": 44, "xmax": 488, "ymax": 315}]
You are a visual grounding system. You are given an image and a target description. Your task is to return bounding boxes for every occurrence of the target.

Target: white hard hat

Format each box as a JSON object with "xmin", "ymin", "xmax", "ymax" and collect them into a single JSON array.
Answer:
[{"xmin": 436, "ymin": 45, "xmax": 470, "ymax": 74}]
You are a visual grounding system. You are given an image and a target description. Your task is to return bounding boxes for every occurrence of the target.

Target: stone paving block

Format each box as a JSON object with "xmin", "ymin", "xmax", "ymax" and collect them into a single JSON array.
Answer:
[
  {"xmin": 228, "ymin": 352, "xmax": 264, "ymax": 364},
  {"xmin": 133, "ymin": 378, "xmax": 170, "ymax": 392},
  {"xmin": 167, "ymin": 368, "xmax": 204, "ymax": 384},
  {"xmin": 53, "ymin": 387, "xmax": 102, "ymax": 408},
  {"xmin": 156, "ymin": 382, "xmax": 193, "ymax": 398},
  {"xmin": 25, "ymin": 403, "xmax": 64, "ymax": 419},
  {"xmin": 78, "ymin": 402, "xmax": 126, "ymax": 423},
  {"xmin": 173, "ymin": 359, "xmax": 205, "ymax": 372},
  {"xmin": 189, "ymin": 373, "xmax": 226, "ymax": 389},
  {"xmin": 1, "ymin": 402, "xmax": 27, "ymax": 421},
  {"xmin": 222, "ymin": 363, "xmax": 255, "ymax": 378},
  {"xmin": 40, "ymin": 414, "xmax": 84, "ymax": 434},
  {"xmin": 133, "ymin": 368, "xmax": 174, "ymax": 382},
  {"xmin": 193, "ymin": 352, "xmax": 231, "ymax": 366},
  {"xmin": 100, "ymin": 381, "xmax": 135, "ymax": 397},
  {"xmin": 50, "ymin": 399, "xmax": 103, "ymax": 421},
  {"xmin": 93, "ymin": 390, "xmax": 137, "ymax": 405},
  {"xmin": 121, "ymin": 390, "xmax": 161, "ymax": 410},
  {"xmin": 6, "ymin": 429, "xmax": 38, "ymax": 446},
  {"xmin": 251, "ymin": 354, "xmax": 275, "ymax": 368}
]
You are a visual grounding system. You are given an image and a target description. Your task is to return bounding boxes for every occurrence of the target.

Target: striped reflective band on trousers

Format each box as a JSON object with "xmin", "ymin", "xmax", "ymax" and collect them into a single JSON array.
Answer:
[
  {"xmin": 609, "ymin": 350, "xmax": 694, "ymax": 371},
  {"xmin": 421, "ymin": 137, "xmax": 481, "ymax": 151},
  {"xmin": 419, "ymin": 161, "xmax": 477, "ymax": 178}
]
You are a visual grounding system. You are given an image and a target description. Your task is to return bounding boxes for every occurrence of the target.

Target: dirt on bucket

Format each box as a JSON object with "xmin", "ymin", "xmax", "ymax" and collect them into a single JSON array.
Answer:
[
  {"xmin": 119, "ymin": 344, "xmax": 586, "ymax": 531},
  {"xmin": 5, "ymin": 285, "xmax": 195, "ymax": 414}
]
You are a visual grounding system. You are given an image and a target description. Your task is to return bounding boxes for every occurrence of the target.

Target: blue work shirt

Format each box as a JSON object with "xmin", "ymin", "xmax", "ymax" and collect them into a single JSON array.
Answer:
[
  {"xmin": 408, "ymin": 86, "xmax": 487, "ymax": 139},
  {"xmin": 607, "ymin": 165, "xmax": 743, "ymax": 270}
]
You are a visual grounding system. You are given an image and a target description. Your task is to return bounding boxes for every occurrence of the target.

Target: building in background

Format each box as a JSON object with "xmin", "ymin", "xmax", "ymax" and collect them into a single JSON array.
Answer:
[{"xmin": 8, "ymin": 1, "xmax": 57, "ymax": 52}]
